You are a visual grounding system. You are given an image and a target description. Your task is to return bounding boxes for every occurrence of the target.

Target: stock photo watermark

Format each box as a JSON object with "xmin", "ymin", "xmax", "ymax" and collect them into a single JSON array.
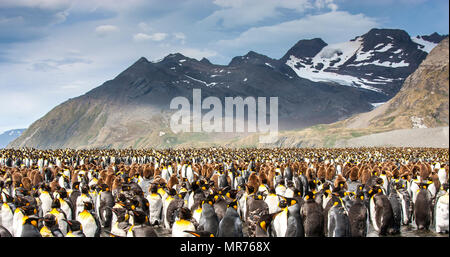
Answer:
[{"xmin": 169, "ymin": 89, "xmax": 278, "ymax": 143}]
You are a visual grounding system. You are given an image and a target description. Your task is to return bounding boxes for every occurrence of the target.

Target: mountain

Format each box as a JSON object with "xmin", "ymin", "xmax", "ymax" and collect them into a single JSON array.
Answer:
[
  {"xmin": 8, "ymin": 29, "xmax": 447, "ymax": 149},
  {"xmin": 282, "ymin": 29, "xmax": 446, "ymax": 102},
  {"xmin": 0, "ymin": 129, "xmax": 25, "ymax": 148},
  {"xmin": 342, "ymin": 36, "xmax": 449, "ymax": 130},
  {"xmin": 235, "ymin": 36, "xmax": 449, "ymax": 148}
]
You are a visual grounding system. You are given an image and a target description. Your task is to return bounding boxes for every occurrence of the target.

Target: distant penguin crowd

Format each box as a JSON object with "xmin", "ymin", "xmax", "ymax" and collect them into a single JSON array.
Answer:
[{"xmin": 0, "ymin": 147, "xmax": 448, "ymax": 237}]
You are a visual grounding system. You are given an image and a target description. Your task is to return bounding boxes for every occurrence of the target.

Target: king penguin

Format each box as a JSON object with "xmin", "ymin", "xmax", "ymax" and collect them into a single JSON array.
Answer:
[
  {"xmin": 300, "ymin": 191, "xmax": 324, "ymax": 237},
  {"xmin": 218, "ymin": 200, "xmax": 243, "ymax": 237},
  {"xmin": 40, "ymin": 214, "xmax": 64, "ymax": 237},
  {"xmin": 98, "ymin": 183, "xmax": 114, "ymax": 228},
  {"xmin": 327, "ymin": 198, "xmax": 351, "ymax": 237},
  {"xmin": 246, "ymin": 191, "xmax": 269, "ymax": 237},
  {"xmin": 65, "ymin": 219, "xmax": 86, "ymax": 237},
  {"xmin": 270, "ymin": 197, "xmax": 290, "ymax": 237},
  {"xmin": 110, "ymin": 207, "xmax": 131, "ymax": 237},
  {"xmin": 348, "ymin": 191, "xmax": 368, "ymax": 237},
  {"xmin": 264, "ymin": 187, "xmax": 280, "ymax": 214},
  {"xmin": 163, "ymin": 188, "xmax": 176, "ymax": 229},
  {"xmin": 146, "ymin": 183, "xmax": 163, "ymax": 226},
  {"xmin": 20, "ymin": 216, "xmax": 41, "ymax": 237},
  {"xmin": 57, "ymin": 188, "xmax": 74, "ymax": 220},
  {"xmin": 198, "ymin": 195, "xmax": 219, "ymax": 236},
  {"xmin": 414, "ymin": 182, "xmax": 433, "ymax": 230},
  {"xmin": 76, "ymin": 201, "xmax": 100, "ymax": 237},
  {"xmin": 368, "ymin": 185, "xmax": 396, "ymax": 235},
  {"xmin": 285, "ymin": 198, "xmax": 305, "ymax": 237},
  {"xmin": 47, "ymin": 198, "xmax": 68, "ymax": 235},
  {"xmin": 434, "ymin": 183, "xmax": 449, "ymax": 233},
  {"xmin": 0, "ymin": 194, "xmax": 14, "ymax": 236},
  {"xmin": 39, "ymin": 184, "xmax": 53, "ymax": 216},
  {"xmin": 127, "ymin": 210, "xmax": 158, "ymax": 237},
  {"xmin": 172, "ymin": 207, "xmax": 196, "ymax": 237}
]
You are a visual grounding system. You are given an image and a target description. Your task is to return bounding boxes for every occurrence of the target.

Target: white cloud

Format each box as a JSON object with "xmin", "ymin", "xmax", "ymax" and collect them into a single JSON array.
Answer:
[
  {"xmin": 138, "ymin": 22, "xmax": 153, "ymax": 32},
  {"xmin": 95, "ymin": 25, "xmax": 119, "ymax": 37},
  {"xmin": 0, "ymin": 0, "xmax": 71, "ymax": 10},
  {"xmin": 173, "ymin": 32, "xmax": 186, "ymax": 44},
  {"xmin": 133, "ymin": 32, "xmax": 168, "ymax": 42},
  {"xmin": 216, "ymin": 11, "xmax": 378, "ymax": 51},
  {"xmin": 200, "ymin": 0, "xmax": 339, "ymax": 28}
]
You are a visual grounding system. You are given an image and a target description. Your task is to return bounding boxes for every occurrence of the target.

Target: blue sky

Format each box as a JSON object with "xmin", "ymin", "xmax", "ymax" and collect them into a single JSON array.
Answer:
[{"xmin": 0, "ymin": 0, "xmax": 448, "ymax": 133}]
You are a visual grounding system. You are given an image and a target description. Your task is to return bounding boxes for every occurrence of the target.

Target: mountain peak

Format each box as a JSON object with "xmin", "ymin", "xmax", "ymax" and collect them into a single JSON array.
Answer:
[
  {"xmin": 228, "ymin": 50, "xmax": 272, "ymax": 66},
  {"xmin": 419, "ymin": 32, "xmax": 449, "ymax": 44},
  {"xmin": 136, "ymin": 57, "xmax": 149, "ymax": 63},
  {"xmin": 200, "ymin": 57, "xmax": 213, "ymax": 65},
  {"xmin": 280, "ymin": 38, "xmax": 327, "ymax": 62}
]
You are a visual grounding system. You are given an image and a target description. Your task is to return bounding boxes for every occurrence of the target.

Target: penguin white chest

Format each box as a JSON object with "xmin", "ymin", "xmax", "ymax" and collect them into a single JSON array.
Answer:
[
  {"xmin": 77, "ymin": 211, "xmax": 96, "ymax": 237},
  {"xmin": 193, "ymin": 208, "xmax": 202, "ymax": 223},
  {"xmin": 1, "ymin": 204, "xmax": 13, "ymax": 234},
  {"xmin": 369, "ymin": 197, "xmax": 379, "ymax": 232},
  {"xmin": 12, "ymin": 210, "xmax": 24, "ymax": 237},
  {"xmin": 273, "ymin": 209, "xmax": 288, "ymax": 237},
  {"xmin": 172, "ymin": 220, "xmax": 195, "ymax": 237},
  {"xmin": 435, "ymin": 194, "xmax": 449, "ymax": 233},
  {"xmin": 265, "ymin": 195, "xmax": 280, "ymax": 214}
]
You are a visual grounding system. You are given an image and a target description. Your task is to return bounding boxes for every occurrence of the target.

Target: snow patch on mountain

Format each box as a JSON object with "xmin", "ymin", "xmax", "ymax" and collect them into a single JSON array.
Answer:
[
  {"xmin": 286, "ymin": 55, "xmax": 382, "ymax": 92},
  {"xmin": 411, "ymin": 36, "xmax": 438, "ymax": 53}
]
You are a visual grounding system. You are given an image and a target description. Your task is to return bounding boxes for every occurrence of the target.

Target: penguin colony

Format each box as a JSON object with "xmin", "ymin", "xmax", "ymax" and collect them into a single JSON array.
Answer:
[{"xmin": 0, "ymin": 147, "xmax": 448, "ymax": 237}]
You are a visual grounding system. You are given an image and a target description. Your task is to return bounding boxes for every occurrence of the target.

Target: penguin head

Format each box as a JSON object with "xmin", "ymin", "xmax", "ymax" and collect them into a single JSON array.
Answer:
[
  {"xmin": 227, "ymin": 200, "xmax": 238, "ymax": 211},
  {"xmin": 225, "ymin": 189, "xmax": 238, "ymax": 200},
  {"xmin": 285, "ymin": 197, "xmax": 298, "ymax": 207},
  {"xmin": 51, "ymin": 198, "xmax": 61, "ymax": 209},
  {"xmin": 356, "ymin": 184, "xmax": 365, "ymax": 193},
  {"xmin": 116, "ymin": 193, "xmax": 127, "ymax": 204},
  {"xmin": 132, "ymin": 210, "xmax": 148, "ymax": 225},
  {"xmin": 112, "ymin": 208, "xmax": 129, "ymax": 222},
  {"xmin": 168, "ymin": 188, "xmax": 177, "ymax": 196},
  {"xmin": 149, "ymin": 183, "xmax": 159, "ymax": 194},
  {"xmin": 58, "ymin": 188, "xmax": 68, "ymax": 199},
  {"xmin": 129, "ymin": 198, "xmax": 140, "ymax": 211},
  {"xmin": 14, "ymin": 195, "xmax": 28, "ymax": 208},
  {"xmin": 21, "ymin": 204, "xmax": 38, "ymax": 216},
  {"xmin": 203, "ymin": 194, "xmax": 215, "ymax": 206},
  {"xmin": 304, "ymin": 191, "xmax": 316, "ymax": 202},
  {"xmin": 277, "ymin": 197, "xmax": 288, "ymax": 208},
  {"xmin": 253, "ymin": 191, "xmax": 265, "ymax": 201},
  {"xmin": 81, "ymin": 185, "xmax": 89, "ymax": 195},
  {"xmin": 43, "ymin": 214, "xmax": 58, "ymax": 228},
  {"xmin": 177, "ymin": 191, "xmax": 187, "ymax": 200},
  {"xmin": 257, "ymin": 214, "xmax": 273, "ymax": 233},
  {"xmin": 375, "ymin": 177, "xmax": 384, "ymax": 186},
  {"xmin": 178, "ymin": 207, "xmax": 192, "ymax": 221},
  {"xmin": 368, "ymin": 185, "xmax": 383, "ymax": 197},
  {"xmin": 416, "ymin": 181, "xmax": 432, "ymax": 190},
  {"xmin": 23, "ymin": 216, "xmax": 40, "ymax": 227},
  {"xmin": 83, "ymin": 201, "xmax": 94, "ymax": 211},
  {"xmin": 356, "ymin": 191, "xmax": 365, "ymax": 201},
  {"xmin": 65, "ymin": 219, "xmax": 83, "ymax": 231},
  {"xmin": 72, "ymin": 182, "xmax": 80, "ymax": 190}
]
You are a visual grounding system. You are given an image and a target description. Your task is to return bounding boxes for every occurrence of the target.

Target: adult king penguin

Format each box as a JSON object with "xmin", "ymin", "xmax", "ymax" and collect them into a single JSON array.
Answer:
[{"xmin": 218, "ymin": 201, "xmax": 243, "ymax": 237}]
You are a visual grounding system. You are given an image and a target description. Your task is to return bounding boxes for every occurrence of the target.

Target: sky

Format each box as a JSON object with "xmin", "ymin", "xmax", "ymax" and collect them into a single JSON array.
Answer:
[{"xmin": 0, "ymin": 0, "xmax": 448, "ymax": 133}]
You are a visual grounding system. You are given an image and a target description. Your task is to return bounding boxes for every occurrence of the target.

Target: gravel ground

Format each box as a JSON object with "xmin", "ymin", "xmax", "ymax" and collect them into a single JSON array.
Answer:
[{"xmin": 336, "ymin": 127, "xmax": 449, "ymax": 148}]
